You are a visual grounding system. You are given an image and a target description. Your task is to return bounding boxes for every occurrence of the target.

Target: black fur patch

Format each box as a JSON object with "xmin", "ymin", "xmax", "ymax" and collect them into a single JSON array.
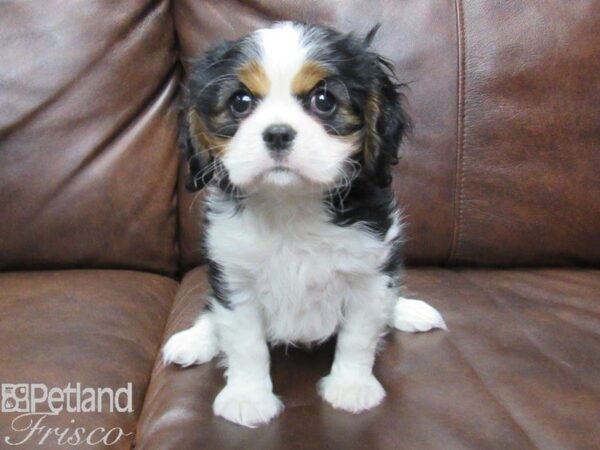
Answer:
[
  {"xmin": 327, "ymin": 173, "xmax": 395, "ymax": 238},
  {"xmin": 326, "ymin": 173, "xmax": 403, "ymax": 281},
  {"xmin": 201, "ymin": 196, "xmax": 243, "ymax": 310},
  {"xmin": 205, "ymin": 256, "xmax": 232, "ymax": 309}
]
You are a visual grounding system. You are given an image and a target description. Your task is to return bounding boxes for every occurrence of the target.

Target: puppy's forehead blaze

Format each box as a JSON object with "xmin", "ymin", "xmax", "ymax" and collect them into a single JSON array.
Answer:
[
  {"xmin": 238, "ymin": 61, "xmax": 270, "ymax": 97},
  {"xmin": 292, "ymin": 61, "xmax": 329, "ymax": 95}
]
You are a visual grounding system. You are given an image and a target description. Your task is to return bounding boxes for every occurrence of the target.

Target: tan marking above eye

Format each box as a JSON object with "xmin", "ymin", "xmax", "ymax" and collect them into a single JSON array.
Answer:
[
  {"xmin": 291, "ymin": 61, "xmax": 329, "ymax": 95},
  {"xmin": 238, "ymin": 61, "xmax": 270, "ymax": 97}
]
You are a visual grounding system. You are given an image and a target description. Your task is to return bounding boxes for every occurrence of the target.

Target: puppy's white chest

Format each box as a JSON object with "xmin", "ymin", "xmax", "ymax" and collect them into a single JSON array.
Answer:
[
  {"xmin": 252, "ymin": 233, "xmax": 347, "ymax": 343},
  {"xmin": 208, "ymin": 199, "xmax": 387, "ymax": 344}
]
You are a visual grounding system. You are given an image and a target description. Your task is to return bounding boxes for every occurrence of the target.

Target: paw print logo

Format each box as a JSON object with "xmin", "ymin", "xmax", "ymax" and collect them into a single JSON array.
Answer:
[{"xmin": 1, "ymin": 384, "xmax": 29, "ymax": 413}]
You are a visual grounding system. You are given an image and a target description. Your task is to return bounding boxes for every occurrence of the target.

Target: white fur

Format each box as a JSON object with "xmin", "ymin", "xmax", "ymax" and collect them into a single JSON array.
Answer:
[
  {"xmin": 210, "ymin": 302, "xmax": 283, "ymax": 427},
  {"xmin": 205, "ymin": 188, "xmax": 397, "ymax": 345},
  {"xmin": 317, "ymin": 272, "xmax": 392, "ymax": 413},
  {"xmin": 319, "ymin": 372, "xmax": 386, "ymax": 413},
  {"xmin": 162, "ymin": 313, "xmax": 218, "ymax": 367},
  {"xmin": 392, "ymin": 298, "xmax": 448, "ymax": 332},
  {"xmin": 213, "ymin": 382, "xmax": 283, "ymax": 428}
]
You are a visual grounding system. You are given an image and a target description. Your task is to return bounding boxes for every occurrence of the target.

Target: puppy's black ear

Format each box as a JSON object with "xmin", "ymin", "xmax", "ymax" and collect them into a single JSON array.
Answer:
[
  {"xmin": 181, "ymin": 40, "xmax": 240, "ymax": 191},
  {"xmin": 362, "ymin": 38, "xmax": 411, "ymax": 187},
  {"xmin": 181, "ymin": 109, "xmax": 214, "ymax": 191}
]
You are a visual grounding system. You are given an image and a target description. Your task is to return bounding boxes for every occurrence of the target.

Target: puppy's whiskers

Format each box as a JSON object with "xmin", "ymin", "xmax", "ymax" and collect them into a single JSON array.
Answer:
[
  {"xmin": 323, "ymin": 124, "xmax": 343, "ymax": 136},
  {"xmin": 326, "ymin": 159, "xmax": 360, "ymax": 211},
  {"xmin": 188, "ymin": 143, "xmax": 228, "ymax": 159}
]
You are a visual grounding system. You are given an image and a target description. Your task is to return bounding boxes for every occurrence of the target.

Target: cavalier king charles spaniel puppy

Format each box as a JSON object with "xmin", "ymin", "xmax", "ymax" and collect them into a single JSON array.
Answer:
[{"xmin": 163, "ymin": 22, "xmax": 446, "ymax": 428}]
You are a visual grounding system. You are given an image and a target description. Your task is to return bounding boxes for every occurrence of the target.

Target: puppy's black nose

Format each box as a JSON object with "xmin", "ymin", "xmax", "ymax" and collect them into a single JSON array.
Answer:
[{"xmin": 263, "ymin": 124, "xmax": 296, "ymax": 152}]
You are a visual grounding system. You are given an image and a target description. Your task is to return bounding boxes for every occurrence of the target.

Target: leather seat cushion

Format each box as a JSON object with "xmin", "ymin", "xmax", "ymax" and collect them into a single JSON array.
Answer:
[
  {"xmin": 135, "ymin": 267, "xmax": 600, "ymax": 449},
  {"xmin": 0, "ymin": 270, "xmax": 177, "ymax": 450}
]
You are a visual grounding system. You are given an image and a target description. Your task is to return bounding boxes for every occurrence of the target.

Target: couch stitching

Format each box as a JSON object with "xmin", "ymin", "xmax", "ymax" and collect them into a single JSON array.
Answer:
[{"xmin": 450, "ymin": 0, "xmax": 467, "ymax": 264}]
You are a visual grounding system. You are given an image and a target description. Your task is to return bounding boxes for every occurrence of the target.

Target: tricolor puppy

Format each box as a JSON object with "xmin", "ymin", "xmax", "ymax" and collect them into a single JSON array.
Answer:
[{"xmin": 163, "ymin": 22, "xmax": 446, "ymax": 428}]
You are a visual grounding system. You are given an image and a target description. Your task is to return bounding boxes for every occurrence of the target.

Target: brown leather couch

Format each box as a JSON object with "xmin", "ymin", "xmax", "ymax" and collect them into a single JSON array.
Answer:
[{"xmin": 1, "ymin": 1, "xmax": 599, "ymax": 449}]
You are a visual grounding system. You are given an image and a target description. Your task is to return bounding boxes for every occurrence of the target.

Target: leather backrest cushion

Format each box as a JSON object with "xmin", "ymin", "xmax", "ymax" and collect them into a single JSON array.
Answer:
[
  {"xmin": 175, "ymin": 0, "xmax": 600, "ymax": 268},
  {"xmin": 452, "ymin": 0, "xmax": 600, "ymax": 265},
  {"xmin": 0, "ymin": 0, "xmax": 179, "ymax": 274}
]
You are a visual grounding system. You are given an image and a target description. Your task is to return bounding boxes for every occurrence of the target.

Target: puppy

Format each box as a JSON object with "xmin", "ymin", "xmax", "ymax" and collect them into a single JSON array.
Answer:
[{"xmin": 163, "ymin": 22, "xmax": 446, "ymax": 428}]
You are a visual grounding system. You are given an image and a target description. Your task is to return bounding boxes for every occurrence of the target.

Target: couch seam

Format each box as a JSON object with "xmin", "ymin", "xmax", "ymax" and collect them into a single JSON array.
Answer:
[
  {"xmin": 131, "ymin": 291, "xmax": 176, "ymax": 449},
  {"xmin": 450, "ymin": 0, "xmax": 466, "ymax": 264},
  {"xmin": 169, "ymin": 0, "xmax": 186, "ymax": 279}
]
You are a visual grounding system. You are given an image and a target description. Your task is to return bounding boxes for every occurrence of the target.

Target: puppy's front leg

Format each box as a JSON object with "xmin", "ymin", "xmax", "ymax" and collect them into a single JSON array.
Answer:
[
  {"xmin": 319, "ymin": 283, "xmax": 391, "ymax": 413},
  {"xmin": 212, "ymin": 302, "xmax": 283, "ymax": 428}
]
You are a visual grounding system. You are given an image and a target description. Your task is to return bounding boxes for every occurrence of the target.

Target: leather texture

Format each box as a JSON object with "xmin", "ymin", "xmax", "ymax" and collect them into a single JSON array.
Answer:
[
  {"xmin": 134, "ymin": 267, "xmax": 600, "ymax": 450},
  {"xmin": 0, "ymin": 270, "xmax": 177, "ymax": 450},
  {"xmin": 1, "ymin": 1, "xmax": 599, "ymax": 449},
  {"xmin": 0, "ymin": 0, "xmax": 180, "ymax": 275},
  {"xmin": 451, "ymin": 0, "xmax": 600, "ymax": 265}
]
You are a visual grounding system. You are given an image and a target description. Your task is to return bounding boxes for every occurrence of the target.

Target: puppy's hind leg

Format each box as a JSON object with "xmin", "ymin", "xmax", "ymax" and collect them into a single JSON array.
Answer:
[
  {"xmin": 162, "ymin": 310, "xmax": 219, "ymax": 367},
  {"xmin": 390, "ymin": 298, "xmax": 448, "ymax": 333}
]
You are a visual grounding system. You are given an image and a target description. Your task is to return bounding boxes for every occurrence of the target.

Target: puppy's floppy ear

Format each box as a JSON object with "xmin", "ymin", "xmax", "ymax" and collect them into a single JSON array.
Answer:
[
  {"xmin": 180, "ymin": 40, "xmax": 240, "ymax": 192},
  {"xmin": 362, "ymin": 28, "xmax": 411, "ymax": 187},
  {"xmin": 181, "ymin": 109, "xmax": 214, "ymax": 191}
]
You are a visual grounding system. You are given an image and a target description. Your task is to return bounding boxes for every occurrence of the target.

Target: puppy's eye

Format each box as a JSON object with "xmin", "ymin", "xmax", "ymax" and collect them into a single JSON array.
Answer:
[
  {"xmin": 229, "ymin": 90, "xmax": 255, "ymax": 118},
  {"xmin": 309, "ymin": 88, "xmax": 336, "ymax": 117}
]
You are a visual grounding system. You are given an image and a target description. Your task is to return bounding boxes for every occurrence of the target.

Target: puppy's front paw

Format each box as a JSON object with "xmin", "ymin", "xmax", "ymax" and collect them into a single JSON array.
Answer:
[
  {"xmin": 213, "ymin": 384, "xmax": 284, "ymax": 428},
  {"xmin": 392, "ymin": 298, "xmax": 447, "ymax": 333},
  {"xmin": 318, "ymin": 373, "xmax": 385, "ymax": 413},
  {"xmin": 162, "ymin": 315, "xmax": 218, "ymax": 367}
]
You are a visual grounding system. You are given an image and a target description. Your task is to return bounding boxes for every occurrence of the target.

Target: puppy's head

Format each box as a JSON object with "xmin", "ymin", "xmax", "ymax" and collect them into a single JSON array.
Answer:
[{"xmin": 181, "ymin": 22, "xmax": 409, "ymax": 193}]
